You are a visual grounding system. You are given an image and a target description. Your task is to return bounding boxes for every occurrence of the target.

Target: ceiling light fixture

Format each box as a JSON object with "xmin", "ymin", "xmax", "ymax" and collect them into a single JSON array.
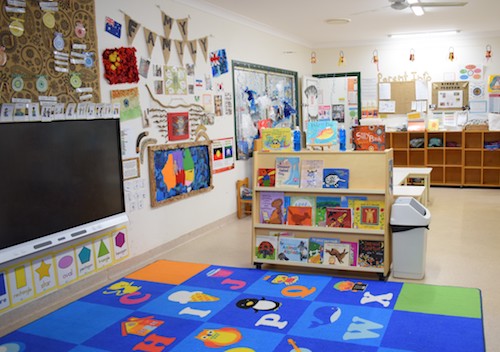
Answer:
[
  {"xmin": 325, "ymin": 18, "xmax": 351, "ymax": 25},
  {"xmin": 407, "ymin": 0, "xmax": 425, "ymax": 16},
  {"xmin": 388, "ymin": 30, "xmax": 460, "ymax": 39}
]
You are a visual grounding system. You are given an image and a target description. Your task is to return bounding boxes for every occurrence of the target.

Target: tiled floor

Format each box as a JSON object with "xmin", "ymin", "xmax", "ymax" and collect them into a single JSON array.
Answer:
[{"xmin": 164, "ymin": 187, "xmax": 499, "ymax": 351}]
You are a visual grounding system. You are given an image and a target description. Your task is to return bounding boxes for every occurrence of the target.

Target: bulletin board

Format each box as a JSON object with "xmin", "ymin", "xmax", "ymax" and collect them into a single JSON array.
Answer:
[
  {"xmin": 432, "ymin": 81, "xmax": 469, "ymax": 111},
  {"xmin": 232, "ymin": 60, "xmax": 299, "ymax": 160},
  {"xmin": 379, "ymin": 81, "xmax": 416, "ymax": 114},
  {"xmin": 0, "ymin": 0, "xmax": 101, "ymax": 103}
]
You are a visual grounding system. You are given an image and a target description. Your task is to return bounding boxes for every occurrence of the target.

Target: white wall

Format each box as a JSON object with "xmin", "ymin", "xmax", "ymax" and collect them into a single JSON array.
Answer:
[
  {"xmin": 95, "ymin": 0, "xmax": 312, "ymax": 258},
  {"xmin": 313, "ymin": 35, "xmax": 500, "ymax": 109}
]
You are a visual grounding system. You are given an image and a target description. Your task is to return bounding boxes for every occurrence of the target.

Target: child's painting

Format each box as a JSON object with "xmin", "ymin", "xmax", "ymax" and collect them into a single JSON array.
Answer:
[
  {"xmin": 148, "ymin": 141, "xmax": 213, "ymax": 207},
  {"xmin": 168, "ymin": 112, "xmax": 190, "ymax": 141}
]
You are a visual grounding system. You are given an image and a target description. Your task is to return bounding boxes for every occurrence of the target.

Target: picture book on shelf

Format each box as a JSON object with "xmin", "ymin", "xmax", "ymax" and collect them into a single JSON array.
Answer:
[
  {"xmin": 259, "ymin": 191, "xmax": 285, "ymax": 224},
  {"xmin": 278, "ymin": 237, "xmax": 308, "ymax": 262},
  {"xmin": 352, "ymin": 125, "xmax": 385, "ymax": 151},
  {"xmin": 275, "ymin": 156, "xmax": 300, "ymax": 187},
  {"xmin": 323, "ymin": 242, "xmax": 351, "ymax": 267},
  {"xmin": 341, "ymin": 196, "xmax": 368, "ymax": 208},
  {"xmin": 287, "ymin": 206, "xmax": 312, "ymax": 226},
  {"xmin": 257, "ymin": 168, "xmax": 276, "ymax": 187},
  {"xmin": 306, "ymin": 120, "xmax": 338, "ymax": 146},
  {"xmin": 308, "ymin": 237, "xmax": 340, "ymax": 264},
  {"xmin": 325, "ymin": 207, "xmax": 352, "ymax": 228},
  {"xmin": 290, "ymin": 195, "xmax": 316, "ymax": 224},
  {"xmin": 255, "ymin": 235, "xmax": 278, "ymax": 260},
  {"xmin": 353, "ymin": 200, "xmax": 385, "ymax": 230},
  {"xmin": 341, "ymin": 241, "xmax": 358, "ymax": 266},
  {"xmin": 323, "ymin": 168, "xmax": 349, "ymax": 189},
  {"xmin": 260, "ymin": 127, "xmax": 292, "ymax": 152},
  {"xmin": 315, "ymin": 196, "xmax": 342, "ymax": 226},
  {"xmin": 358, "ymin": 240, "xmax": 384, "ymax": 268},
  {"xmin": 300, "ymin": 159, "xmax": 324, "ymax": 188}
]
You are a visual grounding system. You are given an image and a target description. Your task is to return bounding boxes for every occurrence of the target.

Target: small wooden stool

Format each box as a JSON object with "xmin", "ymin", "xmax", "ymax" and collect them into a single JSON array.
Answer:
[{"xmin": 236, "ymin": 177, "xmax": 252, "ymax": 219}]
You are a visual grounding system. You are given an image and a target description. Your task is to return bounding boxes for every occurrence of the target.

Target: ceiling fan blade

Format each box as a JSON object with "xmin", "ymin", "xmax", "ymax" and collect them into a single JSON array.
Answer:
[{"xmin": 411, "ymin": 2, "xmax": 468, "ymax": 7}]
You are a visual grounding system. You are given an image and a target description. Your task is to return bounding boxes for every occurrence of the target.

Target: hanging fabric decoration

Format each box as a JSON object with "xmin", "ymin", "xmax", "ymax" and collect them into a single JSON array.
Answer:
[
  {"xmin": 143, "ymin": 28, "xmax": 157, "ymax": 58},
  {"xmin": 175, "ymin": 40, "xmax": 185, "ymax": 65},
  {"xmin": 161, "ymin": 36, "xmax": 172, "ymax": 64},
  {"xmin": 338, "ymin": 50, "xmax": 344, "ymax": 66},
  {"xmin": 372, "ymin": 50, "xmax": 379, "ymax": 71},
  {"xmin": 161, "ymin": 11, "xmax": 174, "ymax": 38},
  {"xmin": 198, "ymin": 36, "xmax": 209, "ymax": 63},
  {"xmin": 410, "ymin": 48, "xmax": 415, "ymax": 62},
  {"xmin": 449, "ymin": 47, "xmax": 455, "ymax": 61},
  {"xmin": 311, "ymin": 51, "xmax": 317, "ymax": 64},
  {"xmin": 176, "ymin": 18, "xmax": 189, "ymax": 41},
  {"xmin": 188, "ymin": 39, "xmax": 197, "ymax": 64},
  {"xmin": 486, "ymin": 44, "xmax": 492, "ymax": 61},
  {"xmin": 125, "ymin": 14, "xmax": 141, "ymax": 46}
]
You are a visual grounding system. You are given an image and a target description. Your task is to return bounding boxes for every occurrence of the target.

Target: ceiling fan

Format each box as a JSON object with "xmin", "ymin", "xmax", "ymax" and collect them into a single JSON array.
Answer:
[{"xmin": 390, "ymin": 0, "xmax": 468, "ymax": 15}]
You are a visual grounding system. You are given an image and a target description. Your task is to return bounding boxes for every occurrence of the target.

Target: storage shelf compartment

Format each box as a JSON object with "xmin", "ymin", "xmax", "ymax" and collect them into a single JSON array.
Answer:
[
  {"xmin": 445, "ymin": 166, "xmax": 462, "ymax": 184},
  {"xmin": 391, "ymin": 132, "xmax": 408, "ymax": 149},
  {"xmin": 445, "ymin": 149, "xmax": 462, "ymax": 166},
  {"xmin": 426, "ymin": 149, "xmax": 444, "ymax": 165},
  {"xmin": 427, "ymin": 132, "xmax": 444, "ymax": 148},
  {"xmin": 464, "ymin": 150, "xmax": 482, "ymax": 167},
  {"xmin": 393, "ymin": 150, "xmax": 408, "ymax": 166},
  {"xmin": 464, "ymin": 168, "xmax": 482, "ymax": 185},
  {"xmin": 464, "ymin": 132, "xmax": 482, "ymax": 149},
  {"xmin": 409, "ymin": 150, "xmax": 425, "ymax": 165},
  {"xmin": 483, "ymin": 169, "xmax": 500, "ymax": 186},
  {"xmin": 430, "ymin": 167, "xmax": 444, "ymax": 184},
  {"xmin": 252, "ymin": 258, "xmax": 385, "ymax": 273},
  {"xmin": 445, "ymin": 131, "xmax": 462, "ymax": 148},
  {"xmin": 483, "ymin": 150, "xmax": 500, "ymax": 167}
]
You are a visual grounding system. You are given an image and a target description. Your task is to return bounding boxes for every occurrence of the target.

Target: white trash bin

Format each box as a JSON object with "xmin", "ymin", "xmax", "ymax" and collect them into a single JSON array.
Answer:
[{"xmin": 390, "ymin": 197, "xmax": 431, "ymax": 279}]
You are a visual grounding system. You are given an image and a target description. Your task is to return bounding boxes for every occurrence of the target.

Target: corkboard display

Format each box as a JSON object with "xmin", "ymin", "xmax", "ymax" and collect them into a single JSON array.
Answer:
[{"xmin": 0, "ymin": 0, "xmax": 101, "ymax": 104}]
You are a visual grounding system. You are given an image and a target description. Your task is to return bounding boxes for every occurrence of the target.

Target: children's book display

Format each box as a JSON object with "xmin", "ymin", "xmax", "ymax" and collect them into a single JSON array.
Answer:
[
  {"xmin": 323, "ymin": 168, "xmax": 349, "ymax": 188},
  {"xmin": 254, "ymin": 233, "xmax": 369, "ymax": 268},
  {"xmin": 300, "ymin": 159, "xmax": 324, "ymax": 188},
  {"xmin": 252, "ymin": 149, "xmax": 393, "ymax": 277},
  {"xmin": 257, "ymin": 168, "xmax": 276, "ymax": 187},
  {"xmin": 260, "ymin": 127, "xmax": 292, "ymax": 151},
  {"xmin": 275, "ymin": 156, "xmax": 300, "ymax": 187},
  {"xmin": 352, "ymin": 125, "xmax": 385, "ymax": 151}
]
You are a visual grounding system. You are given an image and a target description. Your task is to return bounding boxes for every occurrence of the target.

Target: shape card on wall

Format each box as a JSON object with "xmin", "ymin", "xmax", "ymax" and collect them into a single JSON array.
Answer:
[
  {"xmin": 75, "ymin": 242, "xmax": 97, "ymax": 278},
  {"xmin": 94, "ymin": 236, "xmax": 114, "ymax": 270},
  {"xmin": 112, "ymin": 228, "xmax": 129, "ymax": 262},
  {"xmin": 0, "ymin": 271, "xmax": 10, "ymax": 311},
  {"xmin": 55, "ymin": 249, "xmax": 78, "ymax": 287},
  {"xmin": 7, "ymin": 262, "xmax": 35, "ymax": 305},
  {"xmin": 32, "ymin": 255, "xmax": 57, "ymax": 296}
]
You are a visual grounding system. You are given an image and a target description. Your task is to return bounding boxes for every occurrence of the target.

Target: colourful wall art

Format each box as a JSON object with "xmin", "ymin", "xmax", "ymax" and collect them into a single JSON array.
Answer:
[{"xmin": 148, "ymin": 141, "xmax": 213, "ymax": 207}]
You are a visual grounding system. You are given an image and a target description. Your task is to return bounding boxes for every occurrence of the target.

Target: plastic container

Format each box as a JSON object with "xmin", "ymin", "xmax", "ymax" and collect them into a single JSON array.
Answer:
[
  {"xmin": 293, "ymin": 127, "xmax": 301, "ymax": 152},
  {"xmin": 339, "ymin": 125, "xmax": 346, "ymax": 151},
  {"xmin": 390, "ymin": 197, "xmax": 431, "ymax": 279}
]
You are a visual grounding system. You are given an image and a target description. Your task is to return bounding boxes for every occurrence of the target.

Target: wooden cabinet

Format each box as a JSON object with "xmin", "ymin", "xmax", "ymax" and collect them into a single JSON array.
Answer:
[
  {"xmin": 386, "ymin": 131, "xmax": 500, "ymax": 187},
  {"xmin": 251, "ymin": 149, "xmax": 394, "ymax": 279}
]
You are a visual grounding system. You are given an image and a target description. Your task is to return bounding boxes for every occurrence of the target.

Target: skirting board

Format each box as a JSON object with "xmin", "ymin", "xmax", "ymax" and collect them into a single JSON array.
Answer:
[{"xmin": 0, "ymin": 213, "xmax": 238, "ymax": 337}]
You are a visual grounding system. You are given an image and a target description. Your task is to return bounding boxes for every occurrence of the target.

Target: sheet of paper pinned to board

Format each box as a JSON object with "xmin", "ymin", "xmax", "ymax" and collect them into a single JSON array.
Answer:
[
  {"xmin": 379, "ymin": 83, "xmax": 391, "ymax": 100},
  {"xmin": 379, "ymin": 100, "xmax": 396, "ymax": 113},
  {"xmin": 415, "ymin": 80, "xmax": 429, "ymax": 100}
]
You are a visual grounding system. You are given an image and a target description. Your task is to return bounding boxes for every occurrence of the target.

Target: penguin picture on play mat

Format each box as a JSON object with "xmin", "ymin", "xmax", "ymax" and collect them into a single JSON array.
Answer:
[{"xmin": 236, "ymin": 297, "xmax": 281, "ymax": 312}]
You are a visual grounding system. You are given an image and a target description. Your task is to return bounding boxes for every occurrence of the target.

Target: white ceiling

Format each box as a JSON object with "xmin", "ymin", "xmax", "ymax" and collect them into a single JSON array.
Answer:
[{"xmin": 177, "ymin": 0, "xmax": 500, "ymax": 48}]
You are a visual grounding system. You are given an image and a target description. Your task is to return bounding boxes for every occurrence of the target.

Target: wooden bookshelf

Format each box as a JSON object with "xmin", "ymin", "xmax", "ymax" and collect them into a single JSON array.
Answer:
[
  {"xmin": 386, "ymin": 131, "xmax": 500, "ymax": 187},
  {"xmin": 251, "ymin": 149, "xmax": 394, "ymax": 279}
]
